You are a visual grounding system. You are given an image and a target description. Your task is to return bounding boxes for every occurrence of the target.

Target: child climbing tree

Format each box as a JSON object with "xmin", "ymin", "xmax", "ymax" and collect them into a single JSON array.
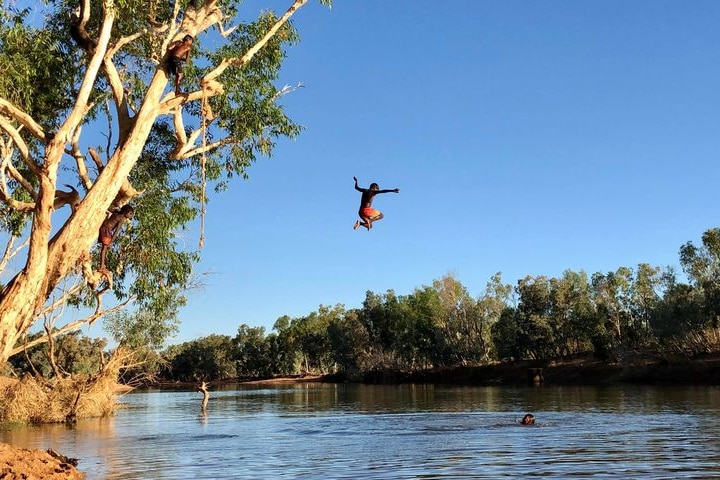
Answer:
[{"xmin": 0, "ymin": 0, "xmax": 331, "ymax": 370}]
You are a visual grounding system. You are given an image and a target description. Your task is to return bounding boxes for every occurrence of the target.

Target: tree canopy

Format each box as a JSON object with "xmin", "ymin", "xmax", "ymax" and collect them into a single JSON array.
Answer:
[{"xmin": 0, "ymin": 0, "xmax": 330, "ymax": 369}]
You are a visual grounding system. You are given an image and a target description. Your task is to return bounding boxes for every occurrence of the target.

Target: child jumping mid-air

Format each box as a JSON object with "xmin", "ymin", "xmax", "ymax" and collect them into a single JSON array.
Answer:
[{"xmin": 353, "ymin": 176, "xmax": 400, "ymax": 231}]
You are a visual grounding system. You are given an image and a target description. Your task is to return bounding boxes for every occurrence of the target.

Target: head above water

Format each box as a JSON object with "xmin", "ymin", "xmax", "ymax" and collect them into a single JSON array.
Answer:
[{"xmin": 521, "ymin": 413, "xmax": 535, "ymax": 425}]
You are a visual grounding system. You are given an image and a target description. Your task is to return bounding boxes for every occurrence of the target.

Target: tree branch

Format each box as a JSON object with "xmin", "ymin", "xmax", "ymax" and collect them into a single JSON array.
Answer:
[
  {"xmin": 0, "ymin": 236, "xmax": 29, "ymax": 275},
  {"xmin": 101, "ymin": 57, "xmax": 133, "ymax": 140},
  {"xmin": 9, "ymin": 299, "xmax": 130, "ymax": 357},
  {"xmin": 0, "ymin": 136, "xmax": 36, "ymax": 203},
  {"xmin": 178, "ymin": 136, "xmax": 237, "ymax": 160},
  {"xmin": 69, "ymin": 127, "xmax": 94, "ymax": 191},
  {"xmin": 158, "ymin": 80, "xmax": 224, "ymax": 114},
  {"xmin": 88, "ymin": 147, "xmax": 142, "ymax": 208},
  {"xmin": 58, "ymin": 0, "xmax": 117, "ymax": 145},
  {"xmin": 0, "ymin": 117, "xmax": 40, "ymax": 176},
  {"xmin": 0, "ymin": 143, "xmax": 36, "ymax": 212},
  {"xmin": 44, "ymin": 318, "xmax": 64, "ymax": 378},
  {"xmin": 202, "ymin": 0, "xmax": 308, "ymax": 85},
  {"xmin": 0, "ymin": 99, "xmax": 47, "ymax": 142}
]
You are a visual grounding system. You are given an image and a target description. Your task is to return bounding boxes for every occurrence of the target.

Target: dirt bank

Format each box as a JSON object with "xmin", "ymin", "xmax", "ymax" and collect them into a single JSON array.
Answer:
[
  {"xmin": 0, "ymin": 443, "xmax": 84, "ymax": 479},
  {"xmin": 362, "ymin": 353, "xmax": 720, "ymax": 385}
]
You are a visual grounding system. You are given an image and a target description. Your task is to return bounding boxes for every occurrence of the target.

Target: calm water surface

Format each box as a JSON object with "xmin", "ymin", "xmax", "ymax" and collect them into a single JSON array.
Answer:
[{"xmin": 2, "ymin": 383, "xmax": 720, "ymax": 479}]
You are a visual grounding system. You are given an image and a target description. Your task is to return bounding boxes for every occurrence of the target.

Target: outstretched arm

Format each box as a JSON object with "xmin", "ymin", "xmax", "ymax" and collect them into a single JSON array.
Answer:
[
  {"xmin": 353, "ymin": 176, "xmax": 364, "ymax": 192},
  {"xmin": 377, "ymin": 188, "xmax": 400, "ymax": 194}
]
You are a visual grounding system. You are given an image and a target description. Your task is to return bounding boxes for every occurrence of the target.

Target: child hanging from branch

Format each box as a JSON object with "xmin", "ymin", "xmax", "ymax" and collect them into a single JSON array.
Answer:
[{"xmin": 98, "ymin": 205, "xmax": 134, "ymax": 273}]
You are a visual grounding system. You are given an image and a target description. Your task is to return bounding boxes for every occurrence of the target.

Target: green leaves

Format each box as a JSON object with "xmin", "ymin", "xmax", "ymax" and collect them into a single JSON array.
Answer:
[
  {"xmin": 203, "ymin": 12, "xmax": 302, "ymax": 178},
  {"xmin": 0, "ymin": 7, "xmax": 77, "ymax": 131}
]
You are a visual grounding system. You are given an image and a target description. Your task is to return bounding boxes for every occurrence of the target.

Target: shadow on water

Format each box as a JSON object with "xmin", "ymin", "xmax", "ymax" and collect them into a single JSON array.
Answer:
[{"xmin": 3, "ymin": 384, "xmax": 720, "ymax": 479}]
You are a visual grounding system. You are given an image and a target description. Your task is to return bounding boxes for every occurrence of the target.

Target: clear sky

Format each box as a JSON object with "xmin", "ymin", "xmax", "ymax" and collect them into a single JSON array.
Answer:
[{"xmin": 93, "ymin": 1, "xmax": 720, "ymax": 343}]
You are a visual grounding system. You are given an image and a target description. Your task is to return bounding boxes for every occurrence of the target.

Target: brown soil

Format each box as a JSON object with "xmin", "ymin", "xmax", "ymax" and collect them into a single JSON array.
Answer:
[
  {"xmin": 239, "ymin": 373, "xmax": 326, "ymax": 385},
  {"xmin": 0, "ymin": 443, "xmax": 84, "ymax": 479},
  {"xmin": 366, "ymin": 353, "xmax": 720, "ymax": 386}
]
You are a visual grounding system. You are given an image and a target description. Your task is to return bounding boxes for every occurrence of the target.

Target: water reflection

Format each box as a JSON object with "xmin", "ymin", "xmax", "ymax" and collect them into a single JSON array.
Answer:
[{"xmin": 2, "ymin": 384, "xmax": 720, "ymax": 479}]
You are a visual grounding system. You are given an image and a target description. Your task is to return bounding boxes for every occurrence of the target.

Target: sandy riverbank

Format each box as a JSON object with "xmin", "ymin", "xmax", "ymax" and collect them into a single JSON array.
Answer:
[{"xmin": 0, "ymin": 443, "xmax": 84, "ymax": 479}]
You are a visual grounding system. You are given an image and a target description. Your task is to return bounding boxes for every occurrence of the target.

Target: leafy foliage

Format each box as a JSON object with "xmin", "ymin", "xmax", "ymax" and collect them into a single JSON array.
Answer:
[
  {"xmin": 157, "ymin": 228, "xmax": 720, "ymax": 382},
  {"xmin": 0, "ymin": 0, "xmax": 330, "ymax": 370}
]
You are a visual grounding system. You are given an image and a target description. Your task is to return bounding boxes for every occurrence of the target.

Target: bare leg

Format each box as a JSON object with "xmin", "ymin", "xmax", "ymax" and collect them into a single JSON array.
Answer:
[
  {"xmin": 99, "ymin": 245, "xmax": 109, "ymax": 272},
  {"xmin": 367, "ymin": 212, "xmax": 383, "ymax": 230},
  {"xmin": 175, "ymin": 73, "xmax": 182, "ymax": 94}
]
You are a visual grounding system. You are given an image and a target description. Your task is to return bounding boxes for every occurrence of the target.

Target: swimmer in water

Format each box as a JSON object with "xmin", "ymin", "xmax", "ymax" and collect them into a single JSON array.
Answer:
[{"xmin": 521, "ymin": 413, "xmax": 535, "ymax": 425}]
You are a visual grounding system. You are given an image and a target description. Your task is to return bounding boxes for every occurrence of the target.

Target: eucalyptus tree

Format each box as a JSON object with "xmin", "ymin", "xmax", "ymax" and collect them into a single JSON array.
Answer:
[
  {"xmin": 359, "ymin": 290, "xmax": 406, "ymax": 360},
  {"xmin": 166, "ymin": 333, "xmax": 235, "ymax": 381},
  {"xmin": 272, "ymin": 314, "xmax": 298, "ymax": 374},
  {"xmin": 590, "ymin": 268, "xmax": 633, "ymax": 350},
  {"xmin": 403, "ymin": 285, "xmax": 444, "ymax": 368},
  {"xmin": 627, "ymin": 263, "xmax": 662, "ymax": 347},
  {"xmin": 679, "ymin": 228, "xmax": 720, "ymax": 329},
  {"xmin": 234, "ymin": 323, "xmax": 272, "ymax": 378},
  {"xmin": 475, "ymin": 272, "xmax": 512, "ymax": 361},
  {"xmin": 548, "ymin": 270, "xmax": 595, "ymax": 356},
  {"xmin": 327, "ymin": 308, "xmax": 371, "ymax": 375},
  {"xmin": 514, "ymin": 275, "xmax": 555, "ymax": 359},
  {"xmin": 431, "ymin": 274, "xmax": 482, "ymax": 365},
  {"xmin": 491, "ymin": 306, "xmax": 521, "ymax": 361},
  {"xmin": 652, "ymin": 268, "xmax": 703, "ymax": 338},
  {"xmin": 271, "ymin": 305, "xmax": 340, "ymax": 374},
  {"xmin": 0, "ymin": 0, "xmax": 330, "ymax": 368}
]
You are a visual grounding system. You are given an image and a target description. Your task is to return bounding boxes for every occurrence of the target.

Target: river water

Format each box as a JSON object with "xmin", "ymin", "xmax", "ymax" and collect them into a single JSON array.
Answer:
[{"xmin": 2, "ymin": 383, "xmax": 720, "ymax": 479}]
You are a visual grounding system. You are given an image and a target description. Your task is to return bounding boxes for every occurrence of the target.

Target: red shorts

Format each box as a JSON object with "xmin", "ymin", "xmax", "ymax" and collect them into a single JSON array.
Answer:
[
  {"xmin": 361, "ymin": 207, "xmax": 380, "ymax": 219},
  {"xmin": 98, "ymin": 226, "xmax": 112, "ymax": 246}
]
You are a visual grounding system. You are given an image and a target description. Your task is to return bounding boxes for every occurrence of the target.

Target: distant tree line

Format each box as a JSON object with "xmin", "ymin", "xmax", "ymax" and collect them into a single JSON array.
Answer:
[
  {"xmin": 5, "ymin": 228, "xmax": 720, "ymax": 383},
  {"xmin": 157, "ymin": 228, "xmax": 720, "ymax": 382}
]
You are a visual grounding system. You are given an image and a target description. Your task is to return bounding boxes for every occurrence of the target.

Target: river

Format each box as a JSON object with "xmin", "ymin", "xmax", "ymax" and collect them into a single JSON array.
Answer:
[{"xmin": 2, "ymin": 383, "xmax": 720, "ymax": 479}]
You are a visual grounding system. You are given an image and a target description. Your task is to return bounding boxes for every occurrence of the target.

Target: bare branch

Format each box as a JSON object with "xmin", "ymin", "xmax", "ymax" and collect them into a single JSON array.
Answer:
[
  {"xmin": 0, "ymin": 98, "xmax": 47, "ymax": 142},
  {"xmin": 88, "ymin": 146, "xmax": 104, "ymax": 170},
  {"xmin": 0, "ymin": 116, "xmax": 40, "ymax": 176},
  {"xmin": 172, "ymin": 105, "xmax": 188, "ymax": 147},
  {"xmin": 0, "ymin": 236, "xmax": 29, "ymax": 275},
  {"xmin": 274, "ymin": 82, "xmax": 304, "ymax": 100},
  {"xmin": 0, "ymin": 146, "xmax": 36, "ymax": 212},
  {"xmin": 101, "ymin": 58, "xmax": 132, "ymax": 138},
  {"xmin": 88, "ymin": 147, "xmax": 142, "ymax": 208},
  {"xmin": 159, "ymin": 80, "xmax": 224, "ymax": 114},
  {"xmin": 58, "ymin": 0, "xmax": 117, "ymax": 145},
  {"xmin": 69, "ymin": 126, "xmax": 94, "ymax": 190},
  {"xmin": 0, "ymin": 136, "xmax": 37, "ymax": 204},
  {"xmin": 178, "ymin": 136, "xmax": 237, "ymax": 160},
  {"xmin": 216, "ymin": 15, "xmax": 238, "ymax": 37},
  {"xmin": 0, "ymin": 236, "xmax": 16, "ymax": 274},
  {"xmin": 9, "ymin": 299, "xmax": 130, "ymax": 357},
  {"xmin": 44, "ymin": 318, "xmax": 64, "ymax": 378},
  {"xmin": 108, "ymin": 32, "xmax": 144, "ymax": 58}
]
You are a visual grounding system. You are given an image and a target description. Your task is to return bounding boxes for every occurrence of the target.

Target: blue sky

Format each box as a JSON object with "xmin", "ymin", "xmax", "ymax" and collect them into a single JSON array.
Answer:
[{"xmin": 98, "ymin": 1, "xmax": 720, "ymax": 342}]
